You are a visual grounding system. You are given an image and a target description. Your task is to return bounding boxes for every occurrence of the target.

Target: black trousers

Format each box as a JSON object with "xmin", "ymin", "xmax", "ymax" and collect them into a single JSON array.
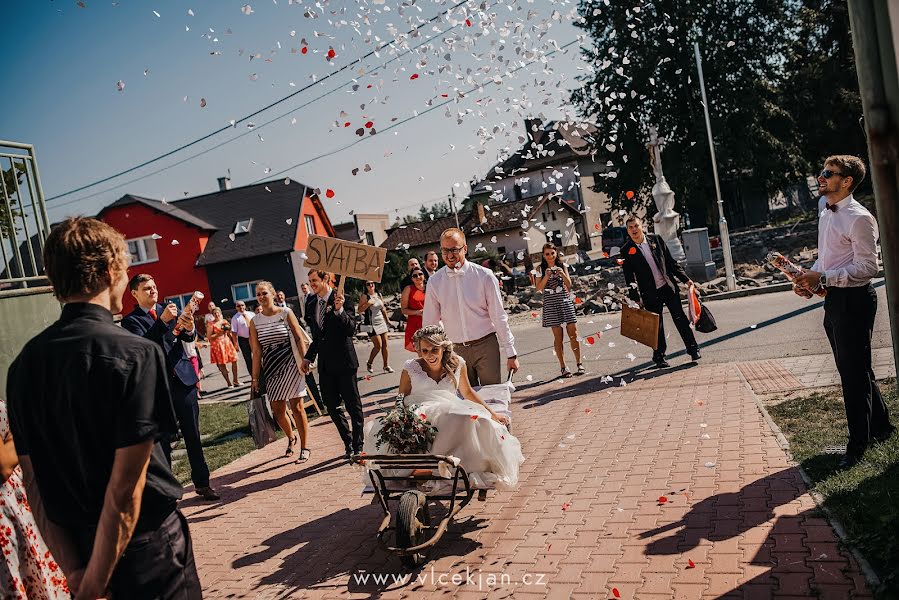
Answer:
[
  {"xmin": 318, "ymin": 368, "xmax": 364, "ymax": 452},
  {"xmin": 237, "ymin": 336, "xmax": 253, "ymax": 372},
  {"xmin": 643, "ymin": 283, "xmax": 698, "ymax": 360},
  {"xmin": 164, "ymin": 380, "xmax": 210, "ymax": 488},
  {"xmin": 824, "ymin": 284, "xmax": 893, "ymax": 454},
  {"xmin": 74, "ymin": 510, "xmax": 202, "ymax": 600}
]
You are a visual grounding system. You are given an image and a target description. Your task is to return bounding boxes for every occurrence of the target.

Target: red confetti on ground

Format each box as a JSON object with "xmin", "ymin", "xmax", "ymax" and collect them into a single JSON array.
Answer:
[
  {"xmin": 658, "ymin": 496, "xmax": 668, "ymax": 504},
  {"xmin": 594, "ymin": 223, "xmax": 601, "ymax": 230},
  {"xmin": 531, "ymin": 311, "xmax": 538, "ymax": 318},
  {"xmin": 585, "ymin": 336, "xmax": 595, "ymax": 345},
  {"xmin": 344, "ymin": 122, "xmax": 351, "ymax": 127},
  {"xmin": 364, "ymin": 375, "xmax": 372, "ymax": 381},
  {"xmin": 574, "ymin": 297, "xmax": 583, "ymax": 305},
  {"xmin": 301, "ymin": 46, "xmax": 308, "ymax": 55},
  {"xmin": 410, "ymin": 73, "xmax": 419, "ymax": 80},
  {"xmin": 626, "ymin": 190, "xmax": 635, "ymax": 199},
  {"xmin": 465, "ymin": 18, "xmax": 472, "ymax": 26},
  {"xmin": 687, "ymin": 559, "xmax": 696, "ymax": 569},
  {"xmin": 470, "ymin": 415, "xmax": 478, "ymax": 420},
  {"xmin": 585, "ymin": 408, "xmax": 592, "ymax": 413},
  {"xmin": 561, "ymin": 501, "xmax": 572, "ymax": 511},
  {"xmin": 420, "ymin": 413, "xmax": 427, "ymax": 419},
  {"xmin": 500, "ymin": 435, "xmax": 505, "ymax": 440},
  {"xmin": 612, "ymin": 588, "xmax": 621, "ymax": 599},
  {"xmin": 365, "ymin": 121, "xmax": 374, "ymax": 128},
  {"xmin": 367, "ymin": 84, "xmax": 372, "ymax": 88},
  {"xmin": 327, "ymin": 48, "xmax": 336, "ymax": 59},
  {"xmin": 325, "ymin": 189, "xmax": 335, "ymax": 198},
  {"xmin": 441, "ymin": 93, "xmax": 448, "ymax": 97}
]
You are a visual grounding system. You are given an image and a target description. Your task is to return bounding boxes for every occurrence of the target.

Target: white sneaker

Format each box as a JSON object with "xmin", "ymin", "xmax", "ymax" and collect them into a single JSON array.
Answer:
[{"xmin": 384, "ymin": 366, "xmax": 395, "ymax": 373}]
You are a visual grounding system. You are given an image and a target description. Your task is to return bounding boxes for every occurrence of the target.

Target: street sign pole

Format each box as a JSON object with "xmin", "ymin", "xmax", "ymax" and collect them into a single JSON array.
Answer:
[{"xmin": 694, "ymin": 42, "xmax": 737, "ymax": 291}]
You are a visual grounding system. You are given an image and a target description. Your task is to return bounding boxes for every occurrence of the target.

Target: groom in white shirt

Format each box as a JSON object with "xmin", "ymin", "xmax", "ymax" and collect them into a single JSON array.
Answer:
[
  {"xmin": 423, "ymin": 228, "xmax": 519, "ymax": 386},
  {"xmin": 794, "ymin": 155, "xmax": 894, "ymax": 468}
]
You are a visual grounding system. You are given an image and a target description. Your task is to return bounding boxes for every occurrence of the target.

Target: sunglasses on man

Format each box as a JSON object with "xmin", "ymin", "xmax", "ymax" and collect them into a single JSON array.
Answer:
[{"xmin": 819, "ymin": 169, "xmax": 845, "ymax": 179}]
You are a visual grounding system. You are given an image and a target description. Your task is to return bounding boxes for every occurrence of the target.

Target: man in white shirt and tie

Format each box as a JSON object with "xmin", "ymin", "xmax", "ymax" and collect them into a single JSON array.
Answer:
[
  {"xmin": 795, "ymin": 155, "xmax": 894, "ymax": 468},
  {"xmin": 423, "ymin": 228, "xmax": 519, "ymax": 386}
]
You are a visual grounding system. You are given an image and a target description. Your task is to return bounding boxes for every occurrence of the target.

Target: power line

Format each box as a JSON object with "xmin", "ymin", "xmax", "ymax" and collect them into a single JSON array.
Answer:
[{"xmin": 45, "ymin": 0, "xmax": 474, "ymax": 203}]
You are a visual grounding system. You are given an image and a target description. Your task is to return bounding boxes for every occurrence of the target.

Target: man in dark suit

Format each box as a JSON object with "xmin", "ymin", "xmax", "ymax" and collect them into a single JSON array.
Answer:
[
  {"xmin": 121, "ymin": 274, "xmax": 219, "ymax": 500},
  {"xmin": 302, "ymin": 269, "xmax": 364, "ymax": 461},
  {"xmin": 620, "ymin": 216, "xmax": 700, "ymax": 368}
]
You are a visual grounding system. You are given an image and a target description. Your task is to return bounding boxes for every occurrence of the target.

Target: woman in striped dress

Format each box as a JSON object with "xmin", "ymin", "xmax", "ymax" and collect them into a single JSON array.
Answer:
[
  {"xmin": 249, "ymin": 281, "xmax": 312, "ymax": 462},
  {"xmin": 536, "ymin": 243, "xmax": 583, "ymax": 377}
]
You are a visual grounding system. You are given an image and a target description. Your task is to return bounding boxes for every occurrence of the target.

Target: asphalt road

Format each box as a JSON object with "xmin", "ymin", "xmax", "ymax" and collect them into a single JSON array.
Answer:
[{"xmin": 352, "ymin": 280, "xmax": 893, "ymax": 397}]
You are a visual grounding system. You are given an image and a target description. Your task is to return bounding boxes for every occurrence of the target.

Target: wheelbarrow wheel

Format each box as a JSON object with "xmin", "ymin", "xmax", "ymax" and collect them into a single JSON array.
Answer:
[{"xmin": 396, "ymin": 490, "xmax": 426, "ymax": 568}]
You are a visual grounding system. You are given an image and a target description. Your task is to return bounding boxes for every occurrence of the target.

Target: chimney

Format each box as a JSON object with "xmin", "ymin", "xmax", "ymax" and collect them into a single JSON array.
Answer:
[
  {"xmin": 217, "ymin": 176, "xmax": 232, "ymax": 192},
  {"xmin": 474, "ymin": 200, "xmax": 487, "ymax": 225},
  {"xmin": 524, "ymin": 118, "xmax": 543, "ymax": 143}
]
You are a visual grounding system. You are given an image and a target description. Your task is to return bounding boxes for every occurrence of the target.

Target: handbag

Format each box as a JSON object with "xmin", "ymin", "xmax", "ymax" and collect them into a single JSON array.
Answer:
[
  {"xmin": 687, "ymin": 284, "xmax": 718, "ymax": 333},
  {"xmin": 247, "ymin": 393, "xmax": 278, "ymax": 449}
]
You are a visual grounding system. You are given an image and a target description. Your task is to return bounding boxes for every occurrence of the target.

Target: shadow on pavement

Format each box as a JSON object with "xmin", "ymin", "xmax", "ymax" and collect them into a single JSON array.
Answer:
[
  {"xmin": 639, "ymin": 467, "xmax": 864, "ymax": 598},
  {"xmin": 230, "ymin": 503, "xmax": 485, "ymax": 598}
]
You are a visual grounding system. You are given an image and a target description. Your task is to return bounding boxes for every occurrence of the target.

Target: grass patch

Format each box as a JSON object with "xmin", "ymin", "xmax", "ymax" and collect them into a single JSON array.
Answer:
[{"xmin": 767, "ymin": 379, "xmax": 899, "ymax": 597}]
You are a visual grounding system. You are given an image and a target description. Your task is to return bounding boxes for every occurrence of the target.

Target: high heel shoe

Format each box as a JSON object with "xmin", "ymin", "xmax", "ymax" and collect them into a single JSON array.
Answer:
[{"xmin": 285, "ymin": 436, "xmax": 297, "ymax": 457}]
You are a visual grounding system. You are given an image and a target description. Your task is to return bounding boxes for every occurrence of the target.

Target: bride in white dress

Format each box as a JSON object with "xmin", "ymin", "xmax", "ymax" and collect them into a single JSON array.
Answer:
[{"xmin": 362, "ymin": 325, "xmax": 524, "ymax": 490}]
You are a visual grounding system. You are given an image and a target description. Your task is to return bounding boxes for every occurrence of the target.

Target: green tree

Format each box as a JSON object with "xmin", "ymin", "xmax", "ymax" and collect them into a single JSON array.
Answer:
[
  {"xmin": 403, "ymin": 200, "xmax": 454, "ymax": 224},
  {"xmin": 0, "ymin": 162, "xmax": 25, "ymax": 239},
  {"xmin": 779, "ymin": 0, "xmax": 868, "ymax": 189},
  {"xmin": 571, "ymin": 0, "xmax": 805, "ymax": 228}
]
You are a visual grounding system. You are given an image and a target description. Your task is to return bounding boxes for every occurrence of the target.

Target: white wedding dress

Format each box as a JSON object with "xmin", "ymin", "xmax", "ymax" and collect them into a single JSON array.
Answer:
[{"xmin": 362, "ymin": 357, "xmax": 524, "ymax": 490}]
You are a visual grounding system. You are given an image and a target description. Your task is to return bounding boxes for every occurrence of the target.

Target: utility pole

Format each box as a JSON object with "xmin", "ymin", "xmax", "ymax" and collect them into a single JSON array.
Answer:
[
  {"xmin": 694, "ymin": 42, "xmax": 736, "ymax": 291},
  {"xmin": 847, "ymin": 0, "xmax": 899, "ymax": 383}
]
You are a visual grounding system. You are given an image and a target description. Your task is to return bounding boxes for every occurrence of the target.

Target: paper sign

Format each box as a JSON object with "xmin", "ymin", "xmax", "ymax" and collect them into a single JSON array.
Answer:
[{"xmin": 304, "ymin": 235, "xmax": 386, "ymax": 283}]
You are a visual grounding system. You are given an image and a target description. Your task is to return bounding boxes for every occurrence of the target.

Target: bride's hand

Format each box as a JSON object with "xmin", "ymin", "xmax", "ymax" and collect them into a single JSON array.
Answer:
[{"xmin": 491, "ymin": 413, "xmax": 509, "ymax": 426}]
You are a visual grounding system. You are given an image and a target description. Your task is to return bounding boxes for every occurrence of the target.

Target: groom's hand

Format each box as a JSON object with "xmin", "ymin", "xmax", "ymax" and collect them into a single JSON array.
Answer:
[{"xmin": 507, "ymin": 356, "xmax": 519, "ymax": 374}]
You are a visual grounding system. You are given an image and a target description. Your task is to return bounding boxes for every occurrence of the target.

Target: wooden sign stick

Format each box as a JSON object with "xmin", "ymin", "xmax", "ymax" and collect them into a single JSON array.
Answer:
[{"xmin": 337, "ymin": 274, "xmax": 347, "ymax": 295}]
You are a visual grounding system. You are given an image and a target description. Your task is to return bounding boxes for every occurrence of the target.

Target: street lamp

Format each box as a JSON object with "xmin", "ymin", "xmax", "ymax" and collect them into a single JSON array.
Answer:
[{"xmin": 694, "ymin": 42, "xmax": 736, "ymax": 291}]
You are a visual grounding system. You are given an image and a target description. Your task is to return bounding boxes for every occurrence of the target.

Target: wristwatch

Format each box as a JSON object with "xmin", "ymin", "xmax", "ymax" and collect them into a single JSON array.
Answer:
[{"xmin": 819, "ymin": 273, "xmax": 827, "ymax": 288}]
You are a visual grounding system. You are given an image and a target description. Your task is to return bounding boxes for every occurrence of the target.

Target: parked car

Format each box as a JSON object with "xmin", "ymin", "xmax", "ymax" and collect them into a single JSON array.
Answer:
[{"xmin": 601, "ymin": 226, "xmax": 628, "ymax": 256}]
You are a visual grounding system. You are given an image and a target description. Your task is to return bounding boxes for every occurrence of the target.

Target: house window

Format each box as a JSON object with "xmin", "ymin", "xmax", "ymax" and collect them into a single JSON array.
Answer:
[
  {"xmin": 305, "ymin": 215, "xmax": 317, "ymax": 235},
  {"xmin": 126, "ymin": 237, "xmax": 159, "ymax": 266},
  {"xmin": 164, "ymin": 292, "xmax": 196, "ymax": 312},
  {"xmin": 231, "ymin": 281, "xmax": 261, "ymax": 304},
  {"xmin": 233, "ymin": 218, "xmax": 253, "ymax": 235},
  {"xmin": 365, "ymin": 231, "xmax": 375, "ymax": 246}
]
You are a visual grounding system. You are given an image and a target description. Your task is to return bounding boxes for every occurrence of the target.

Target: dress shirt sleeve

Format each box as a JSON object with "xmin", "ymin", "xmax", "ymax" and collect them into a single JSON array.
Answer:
[
  {"xmin": 484, "ymin": 272, "xmax": 517, "ymax": 357},
  {"xmin": 825, "ymin": 214, "xmax": 880, "ymax": 287},
  {"xmin": 423, "ymin": 278, "xmax": 441, "ymax": 327},
  {"xmin": 115, "ymin": 346, "xmax": 173, "ymax": 448}
]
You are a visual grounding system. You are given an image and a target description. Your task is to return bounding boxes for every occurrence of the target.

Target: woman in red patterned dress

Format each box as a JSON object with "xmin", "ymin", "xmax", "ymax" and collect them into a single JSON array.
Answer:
[
  {"xmin": 206, "ymin": 307, "xmax": 240, "ymax": 387},
  {"xmin": 0, "ymin": 400, "xmax": 70, "ymax": 599}
]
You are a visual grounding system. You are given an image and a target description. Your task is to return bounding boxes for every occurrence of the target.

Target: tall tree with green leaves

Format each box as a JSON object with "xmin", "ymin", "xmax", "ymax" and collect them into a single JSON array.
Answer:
[
  {"xmin": 780, "ymin": 0, "xmax": 868, "ymax": 189},
  {"xmin": 571, "ymin": 0, "xmax": 805, "ymax": 228},
  {"xmin": 0, "ymin": 162, "xmax": 25, "ymax": 240}
]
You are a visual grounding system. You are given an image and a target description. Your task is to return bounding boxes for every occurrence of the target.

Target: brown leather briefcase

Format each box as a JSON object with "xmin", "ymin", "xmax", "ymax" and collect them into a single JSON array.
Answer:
[{"xmin": 620, "ymin": 304, "xmax": 660, "ymax": 350}]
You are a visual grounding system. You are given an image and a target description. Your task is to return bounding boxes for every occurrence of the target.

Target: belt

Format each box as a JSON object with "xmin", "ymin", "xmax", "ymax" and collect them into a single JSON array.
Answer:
[{"xmin": 459, "ymin": 332, "xmax": 496, "ymax": 347}]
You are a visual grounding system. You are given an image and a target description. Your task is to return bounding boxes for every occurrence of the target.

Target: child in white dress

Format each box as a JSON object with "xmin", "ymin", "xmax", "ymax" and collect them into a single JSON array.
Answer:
[{"xmin": 362, "ymin": 326, "xmax": 524, "ymax": 489}]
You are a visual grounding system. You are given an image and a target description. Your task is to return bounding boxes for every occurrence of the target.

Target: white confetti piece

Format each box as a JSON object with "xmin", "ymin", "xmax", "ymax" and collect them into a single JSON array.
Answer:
[
  {"xmin": 116, "ymin": 80, "xmax": 125, "ymax": 92},
  {"xmin": 171, "ymin": 240, "xmax": 179, "ymax": 245},
  {"xmin": 704, "ymin": 461, "xmax": 716, "ymax": 468},
  {"xmin": 241, "ymin": 4, "xmax": 253, "ymax": 15},
  {"xmin": 727, "ymin": 40, "xmax": 736, "ymax": 47},
  {"xmin": 151, "ymin": 233, "xmax": 162, "ymax": 240}
]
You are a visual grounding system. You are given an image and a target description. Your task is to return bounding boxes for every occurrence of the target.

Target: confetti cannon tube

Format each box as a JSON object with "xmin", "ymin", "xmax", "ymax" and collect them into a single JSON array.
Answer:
[
  {"xmin": 766, "ymin": 252, "xmax": 826, "ymax": 297},
  {"xmin": 173, "ymin": 291, "xmax": 205, "ymax": 336}
]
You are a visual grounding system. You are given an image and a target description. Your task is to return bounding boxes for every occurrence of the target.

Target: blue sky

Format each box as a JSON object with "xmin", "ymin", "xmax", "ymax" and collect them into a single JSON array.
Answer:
[{"xmin": 0, "ymin": 0, "xmax": 588, "ymax": 226}]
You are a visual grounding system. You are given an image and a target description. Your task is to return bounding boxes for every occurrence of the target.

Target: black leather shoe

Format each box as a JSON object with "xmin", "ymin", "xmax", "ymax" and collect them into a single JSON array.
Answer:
[
  {"xmin": 838, "ymin": 453, "xmax": 863, "ymax": 470},
  {"xmin": 195, "ymin": 486, "xmax": 220, "ymax": 501},
  {"xmin": 689, "ymin": 349, "xmax": 702, "ymax": 361},
  {"xmin": 872, "ymin": 426, "xmax": 896, "ymax": 444},
  {"xmin": 344, "ymin": 448, "xmax": 353, "ymax": 461},
  {"xmin": 654, "ymin": 359, "xmax": 670, "ymax": 369}
]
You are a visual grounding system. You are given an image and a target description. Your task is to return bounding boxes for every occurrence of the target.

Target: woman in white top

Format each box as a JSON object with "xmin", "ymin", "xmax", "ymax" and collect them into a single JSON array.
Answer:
[
  {"xmin": 250, "ymin": 281, "xmax": 312, "ymax": 462},
  {"xmin": 358, "ymin": 281, "xmax": 393, "ymax": 374},
  {"xmin": 362, "ymin": 325, "xmax": 524, "ymax": 490}
]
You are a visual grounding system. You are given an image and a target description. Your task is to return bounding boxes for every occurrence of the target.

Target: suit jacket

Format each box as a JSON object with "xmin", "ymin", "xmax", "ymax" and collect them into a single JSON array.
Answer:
[
  {"xmin": 620, "ymin": 234, "xmax": 690, "ymax": 304},
  {"xmin": 304, "ymin": 291, "xmax": 359, "ymax": 373},
  {"xmin": 121, "ymin": 303, "xmax": 199, "ymax": 387}
]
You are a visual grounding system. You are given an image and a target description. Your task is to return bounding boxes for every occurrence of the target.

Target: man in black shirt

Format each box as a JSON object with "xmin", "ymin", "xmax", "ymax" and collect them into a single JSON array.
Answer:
[{"xmin": 6, "ymin": 217, "xmax": 202, "ymax": 599}]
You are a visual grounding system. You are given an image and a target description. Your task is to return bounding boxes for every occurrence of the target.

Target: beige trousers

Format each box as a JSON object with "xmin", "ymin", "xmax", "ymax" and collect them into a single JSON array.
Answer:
[{"xmin": 454, "ymin": 332, "xmax": 502, "ymax": 386}]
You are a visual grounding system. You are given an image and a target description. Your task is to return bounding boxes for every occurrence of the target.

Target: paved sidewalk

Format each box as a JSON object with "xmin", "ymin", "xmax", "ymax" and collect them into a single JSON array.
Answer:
[{"xmin": 181, "ymin": 362, "xmax": 874, "ymax": 599}]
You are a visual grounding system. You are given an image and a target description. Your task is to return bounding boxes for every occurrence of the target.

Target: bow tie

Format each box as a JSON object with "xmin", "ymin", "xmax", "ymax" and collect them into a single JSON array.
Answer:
[
  {"xmin": 826, "ymin": 203, "xmax": 838, "ymax": 212},
  {"xmin": 447, "ymin": 269, "xmax": 464, "ymax": 278}
]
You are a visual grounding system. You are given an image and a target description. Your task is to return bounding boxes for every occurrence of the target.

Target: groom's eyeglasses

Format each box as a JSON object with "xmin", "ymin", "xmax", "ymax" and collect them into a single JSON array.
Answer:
[{"xmin": 441, "ymin": 247, "xmax": 464, "ymax": 256}]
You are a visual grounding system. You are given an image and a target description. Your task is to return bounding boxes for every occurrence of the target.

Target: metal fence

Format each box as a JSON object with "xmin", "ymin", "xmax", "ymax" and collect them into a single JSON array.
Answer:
[{"xmin": 0, "ymin": 141, "xmax": 50, "ymax": 291}]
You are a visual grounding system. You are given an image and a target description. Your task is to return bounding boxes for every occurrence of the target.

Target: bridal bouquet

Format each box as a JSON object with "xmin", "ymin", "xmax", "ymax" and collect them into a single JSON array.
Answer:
[{"xmin": 375, "ymin": 396, "xmax": 438, "ymax": 454}]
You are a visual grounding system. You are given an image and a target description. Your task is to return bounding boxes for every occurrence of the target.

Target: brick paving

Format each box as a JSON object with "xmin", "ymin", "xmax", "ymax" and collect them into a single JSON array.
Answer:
[{"xmin": 181, "ymin": 361, "xmax": 876, "ymax": 599}]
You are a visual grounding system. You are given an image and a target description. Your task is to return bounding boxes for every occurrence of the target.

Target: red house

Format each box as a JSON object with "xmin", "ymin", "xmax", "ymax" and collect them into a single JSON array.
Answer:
[{"xmin": 98, "ymin": 179, "xmax": 336, "ymax": 315}]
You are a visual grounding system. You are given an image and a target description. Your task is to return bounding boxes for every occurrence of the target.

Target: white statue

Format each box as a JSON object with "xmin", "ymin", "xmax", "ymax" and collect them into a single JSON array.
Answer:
[{"xmin": 647, "ymin": 127, "xmax": 686, "ymax": 261}]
